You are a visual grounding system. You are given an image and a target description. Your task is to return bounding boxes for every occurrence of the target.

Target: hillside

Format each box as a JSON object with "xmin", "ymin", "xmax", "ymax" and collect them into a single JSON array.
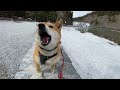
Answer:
[{"xmin": 73, "ymin": 11, "xmax": 120, "ymax": 30}]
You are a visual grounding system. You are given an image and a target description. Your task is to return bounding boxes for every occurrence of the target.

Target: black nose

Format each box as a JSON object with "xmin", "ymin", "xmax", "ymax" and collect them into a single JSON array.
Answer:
[{"xmin": 38, "ymin": 24, "xmax": 45, "ymax": 29}]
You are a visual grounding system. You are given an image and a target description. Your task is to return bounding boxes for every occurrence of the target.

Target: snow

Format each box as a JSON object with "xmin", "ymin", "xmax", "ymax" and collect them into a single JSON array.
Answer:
[
  {"xmin": 73, "ymin": 21, "xmax": 91, "ymax": 32},
  {"xmin": 0, "ymin": 20, "xmax": 37, "ymax": 33},
  {"xmin": 2, "ymin": 20, "xmax": 120, "ymax": 79},
  {"xmin": 73, "ymin": 21, "xmax": 90, "ymax": 27},
  {"xmin": 61, "ymin": 26, "xmax": 120, "ymax": 79}
]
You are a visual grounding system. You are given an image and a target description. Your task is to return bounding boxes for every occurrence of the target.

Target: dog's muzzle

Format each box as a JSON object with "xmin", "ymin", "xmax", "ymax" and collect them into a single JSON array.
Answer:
[{"xmin": 38, "ymin": 24, "xmax": 51, "ymax": 46}]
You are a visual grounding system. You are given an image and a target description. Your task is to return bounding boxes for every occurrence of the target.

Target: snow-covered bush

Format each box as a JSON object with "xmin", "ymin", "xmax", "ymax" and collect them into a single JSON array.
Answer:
[{"xmin": 73, "ymin": 21, "xmax": 91, "ymax": 33}]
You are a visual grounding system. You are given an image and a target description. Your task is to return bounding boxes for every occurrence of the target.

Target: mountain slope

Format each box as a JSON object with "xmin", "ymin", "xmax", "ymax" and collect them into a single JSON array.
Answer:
[{"xmin": 73, "ymin": 11, "xmax": 120, "ymax": 30}]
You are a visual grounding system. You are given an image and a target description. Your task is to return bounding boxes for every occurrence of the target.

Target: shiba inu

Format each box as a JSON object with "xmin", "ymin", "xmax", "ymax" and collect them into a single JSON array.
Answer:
[{"xmin": 31, "ymin": 19, "xmax": 63, "ymax": 79}]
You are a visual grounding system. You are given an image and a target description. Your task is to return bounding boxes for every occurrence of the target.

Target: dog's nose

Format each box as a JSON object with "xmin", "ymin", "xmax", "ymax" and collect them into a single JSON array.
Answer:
[{"xmin": 38, "ymin": 24, "xmax": 45, "ymax": 29}]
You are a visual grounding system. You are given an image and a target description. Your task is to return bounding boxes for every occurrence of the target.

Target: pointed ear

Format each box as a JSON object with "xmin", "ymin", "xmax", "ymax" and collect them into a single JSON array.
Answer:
[{"xmin": 55, "ymin": 19, "xmax": 63, "ymax": 29}]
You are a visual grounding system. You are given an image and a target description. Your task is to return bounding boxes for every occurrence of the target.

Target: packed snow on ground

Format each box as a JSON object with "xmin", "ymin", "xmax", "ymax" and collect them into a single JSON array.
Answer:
[{"xmin": 61, "ymin": 26, "xmax": 120, "ymax": 79}]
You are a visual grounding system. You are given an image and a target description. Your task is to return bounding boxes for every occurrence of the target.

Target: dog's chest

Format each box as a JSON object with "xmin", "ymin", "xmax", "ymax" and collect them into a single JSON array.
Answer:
[
  {"xmin": 40, "ymin": 55, "xmax": 48, "ymax": 64},
  {"xmin": 39, "ymin": 52, "xmax": 57, "ymax": 65}
]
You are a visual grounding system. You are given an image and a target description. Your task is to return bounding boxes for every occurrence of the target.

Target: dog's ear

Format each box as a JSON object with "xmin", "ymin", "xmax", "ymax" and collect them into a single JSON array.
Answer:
[{"xmin": 55, "ymin": 19, "xmax": 63, "ymax": 29}]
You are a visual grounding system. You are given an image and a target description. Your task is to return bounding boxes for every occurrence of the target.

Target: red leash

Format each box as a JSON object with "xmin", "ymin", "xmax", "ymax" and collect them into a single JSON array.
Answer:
[{"xmin": 58, "ymin": 49, "xmax": 64, "ymax": 79}]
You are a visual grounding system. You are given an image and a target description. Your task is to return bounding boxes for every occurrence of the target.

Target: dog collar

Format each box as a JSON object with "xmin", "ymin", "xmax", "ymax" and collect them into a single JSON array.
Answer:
[
  {"xmin": 39, "ymin": 46, "xmax": 58, "ymax": 52},
  {"xmin": 39, "ymin": 52, "xmax": 58, "ymax": 64}
]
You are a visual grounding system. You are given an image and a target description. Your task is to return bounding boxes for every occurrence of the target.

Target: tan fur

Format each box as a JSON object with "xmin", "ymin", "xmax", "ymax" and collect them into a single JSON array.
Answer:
[{"xmin": 33, "ymin": 19, "xmax": 63, "ymax": 77}]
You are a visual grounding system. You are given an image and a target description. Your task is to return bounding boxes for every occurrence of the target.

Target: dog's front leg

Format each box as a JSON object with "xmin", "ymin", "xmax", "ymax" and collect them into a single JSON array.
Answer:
[
  {"xmin": 30, "ymin": 48, "xmax": 43, "ymax": 79},
  {"xmin": 34, "ymin": 57, "xmax": 42, "ymax": 76},
  {"xmin": 51, "ymin": 64, "xmax": 56, "ymax": 74}
]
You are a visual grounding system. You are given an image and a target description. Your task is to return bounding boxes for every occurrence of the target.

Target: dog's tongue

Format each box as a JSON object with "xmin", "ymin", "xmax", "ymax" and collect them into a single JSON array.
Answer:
[{"xmin": 41, "ymin": 36, "xmax": 49, "ymax": 44}]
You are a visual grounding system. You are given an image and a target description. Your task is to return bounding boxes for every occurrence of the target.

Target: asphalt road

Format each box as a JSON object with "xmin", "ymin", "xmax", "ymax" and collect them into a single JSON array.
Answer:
[
  {"xmin": 0, "ymin": 20, "xmax": 80, "ymax": 79},
  {"xmin": 0, "ymin": 20, "xmax": 36, "ymax": 79}
]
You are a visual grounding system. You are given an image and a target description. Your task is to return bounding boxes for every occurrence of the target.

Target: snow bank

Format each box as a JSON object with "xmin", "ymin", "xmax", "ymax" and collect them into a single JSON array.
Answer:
[{"xmin": 61, "ymin": 26, "xmax": 120, "ymax": 79}]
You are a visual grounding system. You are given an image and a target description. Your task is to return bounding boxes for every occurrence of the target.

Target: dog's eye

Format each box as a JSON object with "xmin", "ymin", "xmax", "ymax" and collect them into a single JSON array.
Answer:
[{"xmin": 49, "ymin": 26, "xmax": 53, "ymax": 28}]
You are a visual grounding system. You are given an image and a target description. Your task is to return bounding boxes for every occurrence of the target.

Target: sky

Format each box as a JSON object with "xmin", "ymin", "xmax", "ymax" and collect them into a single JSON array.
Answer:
[{"xmin": 73, "ymin": 11, "xmax": 92, "ymax": 18}]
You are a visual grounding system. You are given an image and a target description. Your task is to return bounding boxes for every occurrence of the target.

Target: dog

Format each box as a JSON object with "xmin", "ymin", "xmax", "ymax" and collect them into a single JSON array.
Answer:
[{"xmin": 31, "ymin": 19, "xmax": 63, "ymax": 79}]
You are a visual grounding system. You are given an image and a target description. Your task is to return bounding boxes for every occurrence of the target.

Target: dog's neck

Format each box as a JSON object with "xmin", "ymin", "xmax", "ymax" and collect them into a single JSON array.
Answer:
[
  {"xmin": 37, "ymin": 45, "xmax": 59, "ymax": 56},
  {"xmin": 39, "ymin": 46, "xmax": 58, "ymax": 52},
  {"xmin": 37, "ymin": 42, "xmax": 61, "ymax": 56}
]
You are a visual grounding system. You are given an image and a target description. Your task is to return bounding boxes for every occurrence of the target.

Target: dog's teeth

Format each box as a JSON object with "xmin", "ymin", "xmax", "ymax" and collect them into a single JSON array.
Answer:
[{"xmin": 41, "ymin": 40, "xmax": 48, "ymax": 44}]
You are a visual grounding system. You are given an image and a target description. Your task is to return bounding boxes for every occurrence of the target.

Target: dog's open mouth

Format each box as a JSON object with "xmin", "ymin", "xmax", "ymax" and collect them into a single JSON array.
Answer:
[{"xmin": 40, "ymin": 34, "xmax": 51, "ymax": 46}]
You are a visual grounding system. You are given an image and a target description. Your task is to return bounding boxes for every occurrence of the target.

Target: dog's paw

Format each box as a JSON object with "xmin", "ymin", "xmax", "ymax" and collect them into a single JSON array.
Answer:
[
  {"xmin": 30, "ymin": 73, "xmax": 43, "ymax": 79},
  {"xmin": 51, "ymin": 69, "xmax": 55, "ymax": 74}
]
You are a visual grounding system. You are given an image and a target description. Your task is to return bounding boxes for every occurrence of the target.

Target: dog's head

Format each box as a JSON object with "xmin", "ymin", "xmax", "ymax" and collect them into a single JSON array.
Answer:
[{"xmin": 36, "ymin": 19, "xmax": 63, "ymax": 50}]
